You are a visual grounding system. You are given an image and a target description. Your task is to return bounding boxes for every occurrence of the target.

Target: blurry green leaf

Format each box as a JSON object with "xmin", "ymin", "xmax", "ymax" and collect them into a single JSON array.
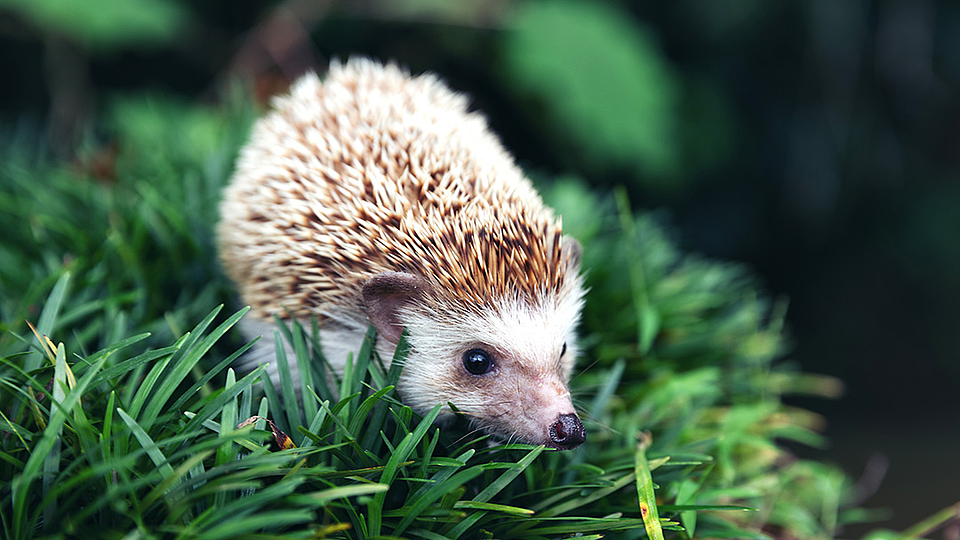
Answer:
[
  {"xmin": 639, "ymin": 305, "xmax": 661, "ymax": 355},
  {"xmin": 861, "ymin": 531, "xmax": 901, "ymax": 540},
  {"xmin": 540, "ymin": 176, "xmax": 604, "ymax": 242},
  {"xmin": 1, "ymin": 0, "xmax": 191, "ymax": 50},
  {"xmin": 504, "ymin": 0, "xmax": 680, "ymax": 184},
  {"xmin": 675, "ymin": 479, "xmax": 699, "ymax": 536},
  {"xmin": 109, "ymin": 96, "xmax": 226, "ymax": 169}
]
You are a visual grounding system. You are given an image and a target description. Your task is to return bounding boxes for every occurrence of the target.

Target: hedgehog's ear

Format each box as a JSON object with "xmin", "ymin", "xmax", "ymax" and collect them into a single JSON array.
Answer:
[
  {"xmin": 562, "ymin": 236, "xmax": 582, "ymax": 272},
  {"xmin": 362, "ymin": 272, "xmax": 429, "ymax": 344}
]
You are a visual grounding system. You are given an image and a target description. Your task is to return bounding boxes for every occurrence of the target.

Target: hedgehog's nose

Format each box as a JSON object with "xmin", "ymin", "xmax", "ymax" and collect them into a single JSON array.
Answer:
[{"xmin": 549, "ymin": 413, "xmax": 585, "ymax": 449}]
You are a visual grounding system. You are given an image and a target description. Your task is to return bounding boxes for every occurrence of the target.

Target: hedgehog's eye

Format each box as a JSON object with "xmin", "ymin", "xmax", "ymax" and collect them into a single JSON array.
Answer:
[
  {"xmin": 561, "ymin": 342, "xmax": 567, "ymax": 357},
  {"xmin": 463, "ymin": 348, "xmax": 494, "ymax": 375}
]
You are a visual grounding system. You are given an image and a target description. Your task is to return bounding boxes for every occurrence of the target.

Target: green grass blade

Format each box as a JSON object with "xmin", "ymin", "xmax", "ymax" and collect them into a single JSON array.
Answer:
[
  {"xmin": 303, "ymin": 398, "xmax": 329, "ymax": 440},
  {"xmin": 125, "ymin": 342, "xmax": 177, "ymax": 423},
  {"xmin": 520, "ymin": 517, "xmax": 649, "ymax": 536},
  {"xmin": 534, "ymin": 472, "xmax": 635, "ymax": 517},
  {"xmin": 444, "ymin": 447, "xmax": 543, "ymax": 538},
  {"xmin": 474, "ymin": 446, "xmax": 544, "ymax": 503},
  {"xmin": 306, "ymin": 483, "xmax": 390, "ymax": 504},
  {"xmin": 167, "ymin": 338, "xmax": 256, "ymax": 413},
  {"xmin": 117, "ymin": 407, "xmax": 175, "ymax": 478},
  {"xmin": 142, "ymin": 449, "xmax": 214, "ymax": 509},
  {"xmin": 351, "ymin": 326, "xmax": 376, "ymax": 404},
  {"xmin": 179, "ymin": 365, "xmax": 266, "ymax": 437},
  {"xmin": 291, "ymin": 322, "xmax": 318, "ymax": 427},
  {"xmin": 406, "ymin": 528, "xmax": 457, "ymax": 540},
  {"xmin": 900, "ymin": 502, "xmax": 960, "ymax": 540},
  {"xmin": 25, "ymin": 271, "xmax": 70, "ymax": 373},
  {"xmin": 368, "ymin": 404, "xmax": 443, "ymax": 537},
  {"xmin": 306, "ymin": 316, "xmax": 336, "ymax": 398},
  {"xmin": 636, "ymin": 436, "xmax": 665, "ymax": 540},
  {"xmin": 394, "ymin": 467, "xmax": 487, "ymax": 535},
  {"xmin": 259, "ymin": 364, "xmax": 285, "ymax": 433},
  {"xmin": 216, "ymin": 369, "xmax": 238, "ymax": 470},
  {"xmin": 386, "ymin": 330, "xmax": 410, "ymax": 386},
  {"xmin": 140, "ymin": 305, "xmax": 247, "ymax": 430},
  {"xmin": 90, "ymin": 344, "xmax": 177, "ymax": 387},
  {"xmin": 359, "ymin": 330, "xmax": 409, "ymax": 455},
  {"xmin": 41, "ymin": 342, "xmax": 67, "ymax": 530},
  {"xmin": 82, "ymin": 330, "xmax": 151, "ymax": 364},
  {"xmin": 453, "ymin": 501, "xmax": 534, "ymax": 515},
  {"xmin": 194, "ymin": 510, "xmax": 314, "ymax": 539},
  {"xmin": 239, "ymin": 370, "xmax": 253, "ymax": 420},
  {"xmin": 347, "ymin": 385, "xmax": 394, "ymax": 435},
  {"xmin": 273, "ymin": 329, "xmax": 303, "ymax": 436},
  {"xmin": 10, "ymin": 355, "xmax": 106, "ymax": 539},
  {"xmin": 588, "ymin": 359, "xmax": 625, "ymax": 421},
  {"xmin": 410, "ymin": 449, "xmax": 474, "ymax": 502}
]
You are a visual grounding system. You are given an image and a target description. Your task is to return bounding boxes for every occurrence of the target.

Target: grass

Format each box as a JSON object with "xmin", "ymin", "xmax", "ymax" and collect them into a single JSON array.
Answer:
[
  {"xmin": 0, "ymin": 278, "xmax": 698, "ymax": 539},
  {"xmin": 0, "ymin": 93, "xmax": 940, "ymax": 539}
]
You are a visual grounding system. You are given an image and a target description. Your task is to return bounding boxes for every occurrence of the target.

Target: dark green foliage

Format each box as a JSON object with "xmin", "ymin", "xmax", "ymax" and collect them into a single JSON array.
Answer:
[
  {"xmin": 503, "ymin": 0, "xmax": 680, "ymax": 182},
  {"xmin": 1, "ymin": 0, "xmax": 191, "ymax": 50},
  {"xmin": 0, "ymin": 94, "xmax": 927, "ymax": 539}
]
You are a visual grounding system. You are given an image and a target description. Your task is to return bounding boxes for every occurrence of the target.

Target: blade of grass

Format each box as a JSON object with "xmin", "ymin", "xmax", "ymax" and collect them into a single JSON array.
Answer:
[
  {"xmin": 117, "ymin": 408, "xmax": 175, "ymax": 478},
  {"xmin": 386, "ymin": 330, "xmax": 410, "ymax": 387},
  {"xmin": 216, "ymin": 369, "xmax": 239, "ymax": 473},
  {"xmin": 900, "ymin": 501, "xmax": 960, "ymax": 540},
  {"xmin": 90, "ymin": 344, "xmax": 177, "ymax": 387},
  {"xmin": 125, "ymin": 343, "xmax": 176, "ymax": 423},
  {"xmin": 394, "ymin": 467, "xmax": 488, "ymax": 536},
  {"xmin": 306, "ymin": 316, "xmax": 336, "ymax": 398},
  {"xmin": 305, "ymin": 483, "xmax": 390, "ymax": 504},
  {"xmin": 142, "ymin": 449, "xmax": 214, "ymax": 509},
  {"xmin": 410, "ymin": 449, "xmax": 475, "ymax": 502},
  {"xmin": 11, "ymin": 355, "xmax": 106, "ymax": 539},
  {"xmin": 100, "ymin": 390, "xmax": 116, "ymax": 480},
  {"xmin": 192, "ymin": 510, "xmax": 314, "ymax": 539},
  {"xmin": 41, "ymin": 342, "xmax": 67, "ymax": 531},
  {"xmin": 291, "ymin": 321, "xmax": 318, "ymax": 428},
  {"xmin": 368, "ymin": 404, "xmax": 442, "ymax": 537},
  {"xmin": 347, "ymin": 385, "xmax": 395, "ymax": 435},
  {"xmin": 168, "ymin": 338, "xmax": 256, "ymax": 413},
  {"xmin": 636, "ymin": 433, "xmax": 665, "ymax": 540},
  {"xmin": 140, "ymin": 305, "xmax": 247, "ymax": 430},
  {"xmin": 259, "ymin": 365, "xmax": 285, "ymax": 434},
  {"xmin": 453, "ymin": 501, "xmax": 534, "ymax": 515},
  {"xmin": 359, "ymin": 334, "xmax": 408, "ymax": 453},
  {"xmin": 24, "ymin": 271, "xmax": 70, "ymax": 373},
  {"xmin": 273, "ymin": 329, "xmax": 303, "ymax": 435},
  {"xmin": 179, "ymin": 366, "xmax": 267, "ymax": 437},
  {"xmin": 519, "ymin": 517, "xmax": 649, "ymax": 536},
  {"xmin": 351, "ymin": 326, "xmax": 376, "ymax": 406},
  {"xmin": 474, "ymin": 446, "xmax": 544, "ymax": 503},
  {"xmin": 533, "ymin": 472, "xmax": 635, "ymax": 517}
]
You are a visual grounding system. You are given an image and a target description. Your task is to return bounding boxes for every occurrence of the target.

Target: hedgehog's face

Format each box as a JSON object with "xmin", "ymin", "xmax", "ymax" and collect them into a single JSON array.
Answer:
[{"xmin": 363, "ymin": 271, "xmax": 586, "ymax": 449}]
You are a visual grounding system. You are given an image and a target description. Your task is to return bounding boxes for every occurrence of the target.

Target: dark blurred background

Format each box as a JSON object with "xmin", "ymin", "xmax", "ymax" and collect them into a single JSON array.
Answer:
[{"xmin": 1, "ymin": 0, "xmax": 957, "ymax": 536}]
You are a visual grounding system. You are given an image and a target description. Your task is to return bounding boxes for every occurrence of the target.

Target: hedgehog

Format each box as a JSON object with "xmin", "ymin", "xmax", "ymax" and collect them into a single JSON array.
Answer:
[{"xmin": 217, "ymin": 58, "xmax": 586, "ymax": 449}]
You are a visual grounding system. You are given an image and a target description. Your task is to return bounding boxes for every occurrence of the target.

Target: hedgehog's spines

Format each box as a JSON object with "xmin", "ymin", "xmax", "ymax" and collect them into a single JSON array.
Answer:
[{"xmin": 218, "ymin": 58, "xmax": 577, "ymax": 324}]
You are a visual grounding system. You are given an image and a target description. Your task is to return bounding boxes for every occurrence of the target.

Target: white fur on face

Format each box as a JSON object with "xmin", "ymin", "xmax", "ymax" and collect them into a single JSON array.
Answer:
[
  {"xmin": 398, "ymin": 287, "xmax": 585, "ymax": 446},
  {"xmin": 236, "ymin": 281, "xmax": 585, "ymax": 447}
]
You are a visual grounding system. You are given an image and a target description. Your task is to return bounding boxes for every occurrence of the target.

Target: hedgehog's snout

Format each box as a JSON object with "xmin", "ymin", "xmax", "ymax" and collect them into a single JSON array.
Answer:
[{"xmin": 548, "ymin": 413, "xmax": 585, "ymax": 450}]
